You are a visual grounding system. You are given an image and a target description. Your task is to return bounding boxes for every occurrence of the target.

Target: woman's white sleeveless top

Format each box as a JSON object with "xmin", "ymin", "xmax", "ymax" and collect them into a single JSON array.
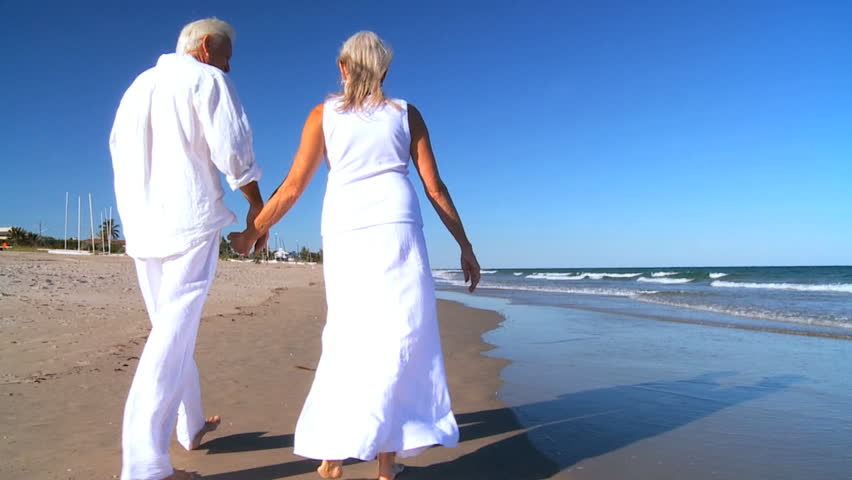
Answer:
[{"xmin": 321, "ymin": 97, "xmax": 423, "ymax": 236}]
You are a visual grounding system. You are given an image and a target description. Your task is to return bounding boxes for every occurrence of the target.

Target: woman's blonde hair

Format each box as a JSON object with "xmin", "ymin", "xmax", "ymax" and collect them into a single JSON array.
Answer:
[{"xmin": 335, "ymin": 31, "xmax": 396, "ymax": 112}]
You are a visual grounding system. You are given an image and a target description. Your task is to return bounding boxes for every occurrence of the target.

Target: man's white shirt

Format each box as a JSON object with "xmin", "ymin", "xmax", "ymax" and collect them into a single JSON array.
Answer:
[{"xmin": 110, "ymin": 53, "xmax": 261, "ymax": 258}]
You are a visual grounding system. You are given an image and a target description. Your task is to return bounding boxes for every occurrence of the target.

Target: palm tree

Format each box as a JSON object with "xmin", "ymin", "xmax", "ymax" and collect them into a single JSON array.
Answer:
[
  {"xmin": 8, "ymin": 226, "xmax": 37, "ymax": 246},
  {"xmin": 98, "ymin": 219, "xmax": 121, "ymax": 240}
]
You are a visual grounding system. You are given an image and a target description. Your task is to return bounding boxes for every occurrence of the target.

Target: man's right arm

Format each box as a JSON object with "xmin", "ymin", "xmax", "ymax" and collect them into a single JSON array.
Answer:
[
  {"xmin": 196, "ymin": 71, "xmax": 267, "ymax": 252},
  {"xmin": 239, "ymin": 181, "xmax": 267, "ymax": 252},
  {"xmin": 195, "ymin": 71, "xmax": 262, "ymax": 191}
]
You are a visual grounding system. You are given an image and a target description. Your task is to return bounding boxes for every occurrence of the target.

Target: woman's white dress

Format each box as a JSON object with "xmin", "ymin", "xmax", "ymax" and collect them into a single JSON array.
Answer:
[{"xmin": 293, "ymin": 98, "xmax": 459, "ymax": 461}]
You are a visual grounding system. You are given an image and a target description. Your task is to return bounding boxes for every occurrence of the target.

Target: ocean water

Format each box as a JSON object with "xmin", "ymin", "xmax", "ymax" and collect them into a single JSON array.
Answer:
[
  {"xmin": 434, "ymin": 290, "xmax": 852, "ymax": 479},
  {"xmin": 433, "ymin": 266, "xmax": 852, "ymax": 337},
  {"xmin": 434, "ymin": 270, "xmax": 852, "ymax": 478}
]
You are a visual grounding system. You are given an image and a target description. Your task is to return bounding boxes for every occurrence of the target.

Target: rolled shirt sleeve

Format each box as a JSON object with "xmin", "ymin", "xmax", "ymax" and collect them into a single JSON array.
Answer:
[{"xmin": 195, "ymin": 71, "xmax": 262, "ymax": 190}]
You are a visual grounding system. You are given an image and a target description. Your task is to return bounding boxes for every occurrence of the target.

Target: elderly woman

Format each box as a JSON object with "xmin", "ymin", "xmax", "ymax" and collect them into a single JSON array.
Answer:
[{"xmin": 229, "ymin": 31, "xmax": 480, "ymax": 480}]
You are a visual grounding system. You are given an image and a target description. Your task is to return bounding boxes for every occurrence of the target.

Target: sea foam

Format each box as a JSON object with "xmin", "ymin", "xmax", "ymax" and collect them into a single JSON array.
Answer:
[
  {"xmin": 432, "ymin": 270, "xmax": 463, "ymax": 283},
  {"xmin": 526, "ymin": 273, "xmax": 585, "ymax": 280},
  {"xmin": 651, "ymin": 271, "xmax": 679, "ymax": 277},
  {"xmin": 470, "ymin": 283, "xmax": 656, "ymax": 298},
  {"xmin": 637, "ymin": 277, "xmax": 693, "ymax": 284},
  {"xmin": 527, "ymin": 272, "xmax": 641, "ymax": 280},
  {"xmin": 637, "ymin": 295, "xmax": 852, "ymax": 330},
  {"xmin": 711, "ymin": 281, "xmax": 852, "ymax": 294}
]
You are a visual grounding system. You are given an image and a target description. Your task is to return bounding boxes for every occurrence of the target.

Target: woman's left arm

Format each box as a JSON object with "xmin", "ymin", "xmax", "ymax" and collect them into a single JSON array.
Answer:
[
  {"xmin": 228, "ymin": 103, "xmax": 325, "ymax": 255},
  {"xmin": 408, "ymin": 103, "xmax": 481, "ymax": 292}
]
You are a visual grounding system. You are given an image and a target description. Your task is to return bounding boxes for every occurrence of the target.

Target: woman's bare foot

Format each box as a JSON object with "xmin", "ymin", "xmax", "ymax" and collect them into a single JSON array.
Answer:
[
  {"xmin": 161, "ymin": 469, "xmax": 199, "ymax": 479},
  {"xmin": 317, "ymin": 459, "xmax": 343, "ymax": 479},
  {"xmin": 190, "ymin": 415, "xmax": 221, "ymax": 450},
  {"xmin": 378, "ymin": 452, "xmax": 404, "ymax": 480}
]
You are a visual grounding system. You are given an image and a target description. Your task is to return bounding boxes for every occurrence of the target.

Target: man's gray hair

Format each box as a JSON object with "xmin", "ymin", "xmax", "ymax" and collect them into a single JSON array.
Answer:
[{"xmin": 176, "ymin": 18, "xmax": 235, "ymax": 53}]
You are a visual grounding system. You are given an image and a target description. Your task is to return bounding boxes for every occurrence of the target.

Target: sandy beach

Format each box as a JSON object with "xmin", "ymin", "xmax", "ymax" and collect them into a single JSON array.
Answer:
[
  {"xmin": 3, "ymin": 251, "xmax": 850, "ymax": 479},
  {"xmin": 0, "ymin": 251, "xmax": 518, "ymax": 479}
]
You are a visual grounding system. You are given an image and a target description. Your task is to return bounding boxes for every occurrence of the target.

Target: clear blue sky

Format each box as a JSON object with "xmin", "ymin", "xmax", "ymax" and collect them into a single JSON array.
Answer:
[{"xmin": 2, "ymin": 1, "xmax": 850, "ymax": 268}]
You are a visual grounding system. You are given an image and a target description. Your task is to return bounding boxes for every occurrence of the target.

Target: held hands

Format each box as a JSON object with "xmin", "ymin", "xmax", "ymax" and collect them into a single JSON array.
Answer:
[
  {"xmin": 226, "ymin": 230, "xmax": 267, "ymax": 256},
  {"xmin": 253, "ymin": 230, "xmax": 269, "ymax": 254},
  {"xmin": 461, "ymin": 246, "xmax": 481, "ymax": 293},
  {"xmin": 246, "ymin": 205, "xmax": 269, "ymax": 252},
  {"xmin": 227, "ymin": 230, "xmax": 256, "ymax": 256},
  {"xmin": 228, "ymin": 205, "xmax": 267, "ymax": 256}
]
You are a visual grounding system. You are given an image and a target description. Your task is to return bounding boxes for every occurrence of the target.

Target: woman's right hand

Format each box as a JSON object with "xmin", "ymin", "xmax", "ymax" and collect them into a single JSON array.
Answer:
[{"xmin": 461, "ymin": 246, "xmax": 481, "ymax": 293}]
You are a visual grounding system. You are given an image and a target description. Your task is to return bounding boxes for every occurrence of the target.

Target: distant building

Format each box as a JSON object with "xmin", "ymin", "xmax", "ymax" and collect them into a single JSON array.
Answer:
[{"xmin": 0, "ymin": 226, "xmax": 10, "ymax": 241}]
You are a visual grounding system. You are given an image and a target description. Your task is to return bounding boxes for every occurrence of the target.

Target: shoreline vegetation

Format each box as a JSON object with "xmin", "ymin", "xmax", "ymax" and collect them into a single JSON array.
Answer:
[
  {"xmin": 0, "ymin": 227, "xmax": 323, "ymax": 262},
  {"xmin": 1, "ymin": 224, "xmax": 127, "ymax": 254}
]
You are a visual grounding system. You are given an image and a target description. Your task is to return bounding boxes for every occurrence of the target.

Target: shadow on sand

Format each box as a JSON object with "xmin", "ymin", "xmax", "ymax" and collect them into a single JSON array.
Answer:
[
  {"xmin": 202, "ymin": 372, "xmax": 802, "ymax": 479},
  {"xmin": 202, "ymin": 432, "xmax": 294, "ymax": 454}
]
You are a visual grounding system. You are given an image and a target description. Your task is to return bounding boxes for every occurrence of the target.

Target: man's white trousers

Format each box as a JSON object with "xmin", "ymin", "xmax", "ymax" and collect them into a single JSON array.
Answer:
[{"xmin": 121, "ymin": 232, "xmax": 219, "ymax": 480}]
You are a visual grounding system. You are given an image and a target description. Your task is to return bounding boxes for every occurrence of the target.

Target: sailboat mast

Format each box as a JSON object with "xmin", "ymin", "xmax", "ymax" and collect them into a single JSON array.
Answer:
[
  {"xmin": 64, "ymin": 192, "xmax": 69, "ymax": 250},
  {"xmin": 77, "ymin": 196, "xmax": 81, "ymax": 251}
]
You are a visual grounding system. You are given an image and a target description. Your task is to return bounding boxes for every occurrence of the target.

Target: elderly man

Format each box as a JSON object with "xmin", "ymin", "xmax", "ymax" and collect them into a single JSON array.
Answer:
[{"xmin": 109, "ymin": 18, "xmax": 265, "ymax": 480}]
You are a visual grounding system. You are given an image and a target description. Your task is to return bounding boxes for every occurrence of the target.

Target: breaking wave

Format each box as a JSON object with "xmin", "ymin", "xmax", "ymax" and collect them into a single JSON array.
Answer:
[{"xmin": 637, "ymin": 277, "xmax": 694, "ymax": 284}]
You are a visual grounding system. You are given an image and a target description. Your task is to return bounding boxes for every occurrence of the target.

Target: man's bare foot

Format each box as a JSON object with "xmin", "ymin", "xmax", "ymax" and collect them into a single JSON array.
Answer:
[
  {"xmin": 317, "ymin": 460, "xmax": 343, "ymax": 479},
  {"xmin": 190, "ymin": 415, "xmax": 221, "ymax": 450},
  {"xmin": 378, "ymin": 463, "xmax": 404, "ymax": 480},
  {"xmin": 161, "ymin": 469, "xmax": 199, "ymax": 479},
  {"xmin": 378, "ymin": 452, "xmax": 404, "ymax": 480}
]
